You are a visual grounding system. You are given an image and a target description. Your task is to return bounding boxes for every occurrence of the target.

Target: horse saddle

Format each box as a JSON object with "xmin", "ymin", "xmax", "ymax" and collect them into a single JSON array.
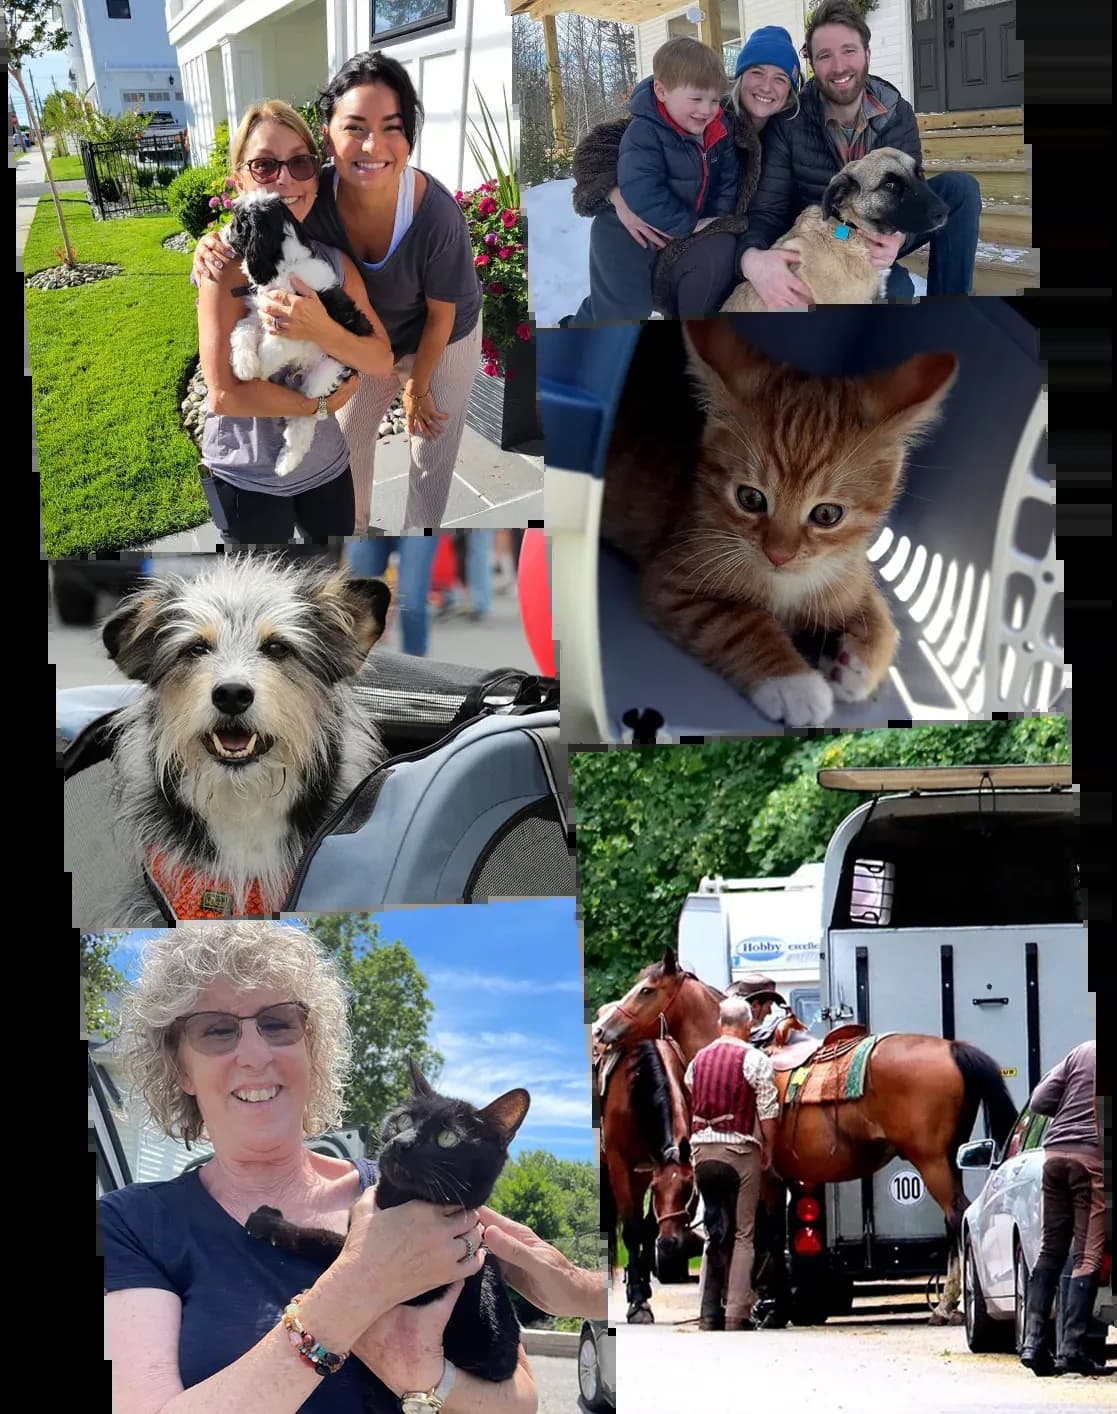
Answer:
[{"xmin": 784, "ymin": 1029, "xmax": 894, "ymax": 1108}]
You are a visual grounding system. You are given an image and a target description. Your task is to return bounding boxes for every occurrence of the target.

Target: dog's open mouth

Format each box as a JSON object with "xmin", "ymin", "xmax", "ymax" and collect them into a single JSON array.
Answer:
[{"xmin": 201, "ymin": 726, "xmax": 275, "ymax": 765}]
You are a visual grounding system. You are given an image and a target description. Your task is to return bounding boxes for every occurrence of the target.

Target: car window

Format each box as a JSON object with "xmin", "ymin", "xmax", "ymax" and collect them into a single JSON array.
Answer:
[
  {"xmin": 1001, "ymin": 1108, "xmax": 1033, "ymax": 1160},
  {"xmin": 1023, "ymin": 1111, "xmax": 1050, "ymax": 1150}
]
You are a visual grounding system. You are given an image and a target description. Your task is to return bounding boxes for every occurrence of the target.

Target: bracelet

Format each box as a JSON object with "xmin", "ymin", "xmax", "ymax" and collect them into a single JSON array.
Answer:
[
  {"xmin": 408, "ymin": 386, "xmax": 432, "ymax": 399},
  {"xmin": 281, "ymin": 1291, "xmax": 348, "ymax": 1377}
]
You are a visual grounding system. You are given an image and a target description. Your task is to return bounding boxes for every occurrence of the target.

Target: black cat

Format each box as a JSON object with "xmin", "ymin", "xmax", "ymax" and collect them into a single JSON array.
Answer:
[{"xmin": 245, "ymin": 1058, "xmax": 531, "ymax": 1382}]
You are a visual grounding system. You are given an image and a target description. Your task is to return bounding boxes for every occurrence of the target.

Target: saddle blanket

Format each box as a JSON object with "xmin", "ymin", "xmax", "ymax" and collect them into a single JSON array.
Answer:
[{"xmin": 785, "ymin": 1032, "xmax": 896, "ymax": 1107}]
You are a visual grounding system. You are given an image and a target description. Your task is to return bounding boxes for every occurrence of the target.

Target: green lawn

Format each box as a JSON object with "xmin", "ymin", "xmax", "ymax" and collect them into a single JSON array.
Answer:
[
  {"xmin": 27, "ymin": 194, "xmax": 208, "ymax": 555},
  {"xmin": 48, "ymin": 154, "xmax": 86, "ymax": 181}
]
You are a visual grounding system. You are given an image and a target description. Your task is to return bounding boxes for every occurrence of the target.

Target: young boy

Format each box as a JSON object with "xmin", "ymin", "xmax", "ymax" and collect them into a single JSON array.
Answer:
[{"xmin": 570, "ymin": 38, "xmax": 738, "ymax": 323}]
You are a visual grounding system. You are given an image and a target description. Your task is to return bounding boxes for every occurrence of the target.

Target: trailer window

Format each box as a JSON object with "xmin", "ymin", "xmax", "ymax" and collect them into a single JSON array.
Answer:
[
  {"xmin": 790, "ymin": 988, "xmax": 824, "ymax": 1036},
  {"xmin": 849, "ymin": 859, "xmax": 894, "ymax": 925}
]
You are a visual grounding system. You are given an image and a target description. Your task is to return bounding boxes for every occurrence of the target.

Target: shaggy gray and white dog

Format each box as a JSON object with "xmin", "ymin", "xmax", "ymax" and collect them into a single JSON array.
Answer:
[
  {"xmin": 103, "ymin": 555, "xmax": 389, "ymax": 922},
  {"xmin": 226, "ymin": 189, "xmax": 375, "ymax": 478}
]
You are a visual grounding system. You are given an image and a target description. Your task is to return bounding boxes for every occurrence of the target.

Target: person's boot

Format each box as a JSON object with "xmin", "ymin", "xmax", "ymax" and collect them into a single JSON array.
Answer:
[
  {"xmin": 698, "ymin": 1261, "xmax": 726, "ymax": 1331},
  {"xmin": 1055, "ymin": 1274, "xmax": 1113, "ymax": 1375},
  {"xmin": 1020, "ymin": 1265, "xmax": 1060, "ymax": 1376}
]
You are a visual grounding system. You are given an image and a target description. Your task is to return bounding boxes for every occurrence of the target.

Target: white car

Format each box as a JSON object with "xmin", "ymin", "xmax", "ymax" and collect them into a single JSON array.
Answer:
[
  {"xmin": 959, "ymin": 1104, "xmax": 1113, "ymax": 1357},
  {"xmin": 577, "ymin": 1321, "xmax": 615, "ymax": 1411}
]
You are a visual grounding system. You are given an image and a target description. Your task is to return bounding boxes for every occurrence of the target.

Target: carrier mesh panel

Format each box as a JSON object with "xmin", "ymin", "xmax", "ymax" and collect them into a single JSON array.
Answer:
[
  {"xmin": 466, "ymin": 803, "xmax": 577, "ymax": 901},
  {"xmin": 65, "ymin": 757, "xmax": 143, "ymax": 926},
  {"xmin": 350, "ymin": 652, "xmax": 524, "ymax": 734}
]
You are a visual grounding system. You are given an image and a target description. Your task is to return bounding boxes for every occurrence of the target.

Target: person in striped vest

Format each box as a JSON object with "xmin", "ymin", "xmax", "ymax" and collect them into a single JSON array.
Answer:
[{"xmin": 685, "ymin": 994, "xmax": 780, "ymax": 1331}]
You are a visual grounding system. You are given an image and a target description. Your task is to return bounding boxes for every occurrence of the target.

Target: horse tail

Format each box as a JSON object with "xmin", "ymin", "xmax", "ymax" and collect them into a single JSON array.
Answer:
[
  {"xmin": 949, "ymin": 1039, "xmax": 1017, "ymax": 1153},
  {"xmin": 600, "ymin": 1154, "xmax": 618, "ymax": 1277}
]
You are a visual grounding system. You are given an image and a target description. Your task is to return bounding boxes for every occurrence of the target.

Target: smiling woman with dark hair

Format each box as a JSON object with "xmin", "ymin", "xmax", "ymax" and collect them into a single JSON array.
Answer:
[{"xmin": 195, "ymin": 52, "xmax": 484, "ymax": 536}]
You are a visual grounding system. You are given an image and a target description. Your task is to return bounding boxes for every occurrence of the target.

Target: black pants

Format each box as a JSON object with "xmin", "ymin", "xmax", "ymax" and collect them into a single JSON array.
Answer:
[
  {"xmin": 202, "ymin": 466, "xmax": 356, "ymax": 547},
  {"xmin": 573, "ymin": 209, "xmax": 738, "ymax": 322}
]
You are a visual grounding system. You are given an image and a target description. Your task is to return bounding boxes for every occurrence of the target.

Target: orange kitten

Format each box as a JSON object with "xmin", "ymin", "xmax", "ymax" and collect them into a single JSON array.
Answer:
[{"xmin": 602, "ymin": 319, "xmax": 958, "ymax": 726}]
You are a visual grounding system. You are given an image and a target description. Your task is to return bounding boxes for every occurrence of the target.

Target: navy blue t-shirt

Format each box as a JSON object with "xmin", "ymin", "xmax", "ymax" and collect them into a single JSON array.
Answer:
[{"xmin": 100, "ymin": 1156, "xmax": 398, "ymax": 1411}]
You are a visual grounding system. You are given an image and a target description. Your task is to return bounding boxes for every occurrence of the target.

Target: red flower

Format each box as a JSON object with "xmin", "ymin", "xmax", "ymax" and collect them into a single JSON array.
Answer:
[
  {"xmin": 486, "ymin": 281, "xmax": 506, "ymax": 295},
  {"xmin": 481, "ymin": 336, "xmax": 498, "ymax": 356},
  {"xmin": 500, "ymin": 209, "xmax": 518, "ymax": 229},
  {"xmin": 478, "ymin": 196, "xmax": 498, "ymax": 216},
  {"xmin": 483, "ymin": 360, "xmax": 500, "ymax": 377},
  {"xmin": 516, "ymin": 323, "xmax": 532, "ymax": 342},
  {"xmin": 474, "ymin": 254, "xmax": 491, "ymax": 267},
  {"xmin": 498, "ymin": 247, "xmax": 513, "ymax": 260},
  {"xmin": 454, "ymin": 190, "xmax": 463, "ymax": 201}
]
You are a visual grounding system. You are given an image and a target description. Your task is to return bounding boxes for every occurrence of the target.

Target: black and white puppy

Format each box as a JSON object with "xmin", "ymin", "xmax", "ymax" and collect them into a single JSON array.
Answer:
[
  {"xmin": 226, "ymin": 190, "xmax": 373, "ymax": 478},
  {"xmin": 103, "ymin": 556, "xmax": 390, "ymax": 922}
]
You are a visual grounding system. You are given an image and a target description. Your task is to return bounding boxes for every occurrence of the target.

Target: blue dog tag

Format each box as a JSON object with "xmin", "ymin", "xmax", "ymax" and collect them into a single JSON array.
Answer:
[{"xmin": 833, "ymin": 224, "xmax": 851, "ymax": 241}]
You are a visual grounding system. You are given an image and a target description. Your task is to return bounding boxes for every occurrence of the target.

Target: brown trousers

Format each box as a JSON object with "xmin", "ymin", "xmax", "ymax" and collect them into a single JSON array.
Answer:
[
  {"xmin": 694, "ymin": 1139, "xmax": 762, "ymax": 1324},
  {"xmin": 1038, "ymin": 1148, "xmax": 1107, "ymax": 1278}
]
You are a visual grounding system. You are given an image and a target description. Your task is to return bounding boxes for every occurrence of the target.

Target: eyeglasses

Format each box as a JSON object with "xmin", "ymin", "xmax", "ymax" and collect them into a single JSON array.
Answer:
[
  {"xmin": 175, "ymin": 1002, "xmax": 309, "ymax": 1055},
  {"xmin": 240, "ymin": 154, "xmax": 320, "ymax": 183}
]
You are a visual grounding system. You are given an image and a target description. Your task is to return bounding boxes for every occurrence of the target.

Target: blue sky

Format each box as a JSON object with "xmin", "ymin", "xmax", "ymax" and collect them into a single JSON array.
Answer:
[
  {"xmin": 11, "ymin": 58, "xmax": 72, "ymax": 125},
  {"xmin": 109, "ymin": 899, "xmax": 594, "ymax": 1163}
]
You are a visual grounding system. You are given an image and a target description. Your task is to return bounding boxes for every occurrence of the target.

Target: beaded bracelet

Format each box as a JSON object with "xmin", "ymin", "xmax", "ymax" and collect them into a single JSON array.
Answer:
[{"xmin": 281, "ymin": 1291, "xmax": 348, "ymax": 1377}]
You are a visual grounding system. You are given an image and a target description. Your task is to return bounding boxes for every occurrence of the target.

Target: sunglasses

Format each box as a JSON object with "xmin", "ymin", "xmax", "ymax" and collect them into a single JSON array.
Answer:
[
  {"xmin": 241, "ymin": 154, "xmax": 321, "ymax": 183},
  {"xmin": 175, "ymin": 1002, "xmax": 309, "ymax": 1055}
]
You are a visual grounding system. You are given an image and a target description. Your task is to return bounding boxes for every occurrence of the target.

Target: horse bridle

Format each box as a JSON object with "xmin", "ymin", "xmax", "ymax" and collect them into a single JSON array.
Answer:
[{"xmin": 612, "ymin": 968, "xmax": 703, "ymax": 1029}]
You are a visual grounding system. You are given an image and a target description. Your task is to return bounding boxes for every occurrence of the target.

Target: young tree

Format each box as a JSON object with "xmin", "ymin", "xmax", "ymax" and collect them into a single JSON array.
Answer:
[
  {"xmin": 5, "ymin": 0, "xmax": 78, "ymax": 264},
  {"xmin": 81, "ymin": 933, "xmax": 129, "ymax": 1039}
]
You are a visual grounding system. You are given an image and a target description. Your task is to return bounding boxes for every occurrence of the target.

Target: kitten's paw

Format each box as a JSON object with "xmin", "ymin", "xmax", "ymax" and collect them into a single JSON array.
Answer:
[
  {"xmin": 750, "ymin": 671, "xmax": 834, "ymax": 726},
  {"xmin": 820, "ymin": 644, "xmax": 880, "ymax": 703}
]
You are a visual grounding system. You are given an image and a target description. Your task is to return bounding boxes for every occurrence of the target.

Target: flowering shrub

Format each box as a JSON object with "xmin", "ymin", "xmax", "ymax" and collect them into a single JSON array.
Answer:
[{"xmin": 457, "ymin": 180, "xmax": 529, "ymax": 378}]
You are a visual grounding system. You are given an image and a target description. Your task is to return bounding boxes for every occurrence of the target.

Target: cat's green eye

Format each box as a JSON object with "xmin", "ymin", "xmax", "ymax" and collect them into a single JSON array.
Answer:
[
  {"xmin": 436, "ymin": 1130, "xmax": 460, "ymax": 1148},
  {"xmin": 810, "ymin": 504, "xmax": 844, "ymax": 527},
  {"xmin": 736, "ymin": 486, "xmax": 767, "ymax": 513}
]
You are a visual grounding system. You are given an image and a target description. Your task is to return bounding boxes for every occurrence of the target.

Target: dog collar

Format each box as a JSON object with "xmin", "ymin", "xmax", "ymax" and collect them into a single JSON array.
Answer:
[{"xmin": 144, "ymin": 850, "xmax": 272, "ymax": 921}]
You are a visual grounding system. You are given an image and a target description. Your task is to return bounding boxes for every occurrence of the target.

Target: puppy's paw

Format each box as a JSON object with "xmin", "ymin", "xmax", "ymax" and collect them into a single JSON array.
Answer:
[
  {"xmin": 750, "ymin": 671, "xmax": 834, "ymax": 727},
  {"xmin": 820, "ymin": 642, "xmax": 883, "ymax": 703},
  {"xmin": 273, "ymin": 450, "xmax": 297, "ymax": 480},
  {"xmin": 230, "ymin": 351, "xmax": 260, "ymax": 381}
]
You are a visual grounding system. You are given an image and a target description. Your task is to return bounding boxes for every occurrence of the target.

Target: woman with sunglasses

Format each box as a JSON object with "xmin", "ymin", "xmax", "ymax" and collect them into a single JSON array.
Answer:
[
  {"xmin": 198, "ymin": 100, "xmax": 394, "ymax": 546},
  {"xmin": 195, "ymin": 52, "xmax": 484, "ymax": 535},
  {"xmin": 101, "ymin": 922, "xmax": 538, "ymax": 1413}
]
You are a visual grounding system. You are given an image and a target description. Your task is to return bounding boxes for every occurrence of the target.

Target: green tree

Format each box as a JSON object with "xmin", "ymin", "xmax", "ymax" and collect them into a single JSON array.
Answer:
[
  {"xmin": 572, "ymin": 719, "xmax": 1069, "ymax": 1010},
  {"xmin": 301, "ymin": 914, "xmax": 443, "ymax": 1143},
  {"xmin": 5, "ymin": 0, "xmax": 78, "ymax": 263},
  {"xmin": 81, "ymin": 933, "xmax": 128, "ymax": 1039}
]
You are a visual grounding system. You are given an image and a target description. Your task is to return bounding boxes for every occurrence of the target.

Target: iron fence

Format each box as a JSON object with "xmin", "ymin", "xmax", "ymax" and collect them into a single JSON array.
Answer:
[{"xmin": 80, "ymin": 132, "xmax": 190, "ymax": 219}]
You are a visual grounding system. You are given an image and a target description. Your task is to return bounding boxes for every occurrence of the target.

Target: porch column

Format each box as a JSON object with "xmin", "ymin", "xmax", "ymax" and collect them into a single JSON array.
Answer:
[{"xmin": 542, "ymin": 14, "xmax": 568, "ymax": 156}]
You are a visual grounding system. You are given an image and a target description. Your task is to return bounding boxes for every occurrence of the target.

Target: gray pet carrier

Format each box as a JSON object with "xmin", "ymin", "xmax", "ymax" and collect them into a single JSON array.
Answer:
[
  {"xmin": 61, "ymin": 651, "xmax": 572, "ymax": 928},
  {"xmin": 542, "ymin": 300, "xmax": 1066, "ymax": 741}
]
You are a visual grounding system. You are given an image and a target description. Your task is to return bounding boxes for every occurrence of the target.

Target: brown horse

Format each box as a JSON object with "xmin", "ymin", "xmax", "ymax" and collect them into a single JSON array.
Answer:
[
  {"xmin": 599, "ymin": 1035, "xmax": 697, "ymax": 1322},
  {"xmin": 597, "ymin": 949, "xmax": 1017, "ymax": 1322}
]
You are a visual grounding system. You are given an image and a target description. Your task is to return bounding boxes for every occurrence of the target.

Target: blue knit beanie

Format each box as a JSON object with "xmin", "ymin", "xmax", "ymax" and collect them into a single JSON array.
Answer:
[{"xmin": 734, "ymin": 26, "xmax": 802, "ymax": 92}]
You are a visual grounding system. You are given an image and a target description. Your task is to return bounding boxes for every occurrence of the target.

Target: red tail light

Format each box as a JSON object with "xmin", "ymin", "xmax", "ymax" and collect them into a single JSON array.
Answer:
[
  {"xmin": 792, "ymin": 1226, "xmax": 823, "ymax": 1257},
  {"xmin": 795, "ymin": 1196, "xmax": 821, "ymax": 1223}
]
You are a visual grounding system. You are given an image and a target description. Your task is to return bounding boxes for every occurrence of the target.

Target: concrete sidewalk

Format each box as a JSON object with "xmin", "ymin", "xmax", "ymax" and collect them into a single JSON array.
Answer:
[{"xmin": 21, "ymin": 135, "xmax": 543, "ymax": 539}]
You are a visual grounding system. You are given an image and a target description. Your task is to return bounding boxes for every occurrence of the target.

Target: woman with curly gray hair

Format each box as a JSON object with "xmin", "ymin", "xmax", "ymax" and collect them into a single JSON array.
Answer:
[{"xmin": 101, "ymin": 922, "xmax": 538, "ymax": 1414}]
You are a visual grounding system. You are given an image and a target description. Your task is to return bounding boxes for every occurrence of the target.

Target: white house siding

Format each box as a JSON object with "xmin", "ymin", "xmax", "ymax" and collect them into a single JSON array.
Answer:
[
  {"xmin": 60, "ymin": 0, "xmax": 187, "ymax": 124},
  {"xmin": 169, "ymin": 0, "xmax": 511, "ymax": 191},
  {"xmin": 634, "ymin": 0, "xmax": 912, "ymax": 102}
]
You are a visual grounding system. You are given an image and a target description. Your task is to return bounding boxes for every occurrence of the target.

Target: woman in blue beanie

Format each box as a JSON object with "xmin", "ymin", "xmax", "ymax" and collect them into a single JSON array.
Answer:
[{"xmin": 568, "ymin": 26, "xmax": 802, "ymax": 320}]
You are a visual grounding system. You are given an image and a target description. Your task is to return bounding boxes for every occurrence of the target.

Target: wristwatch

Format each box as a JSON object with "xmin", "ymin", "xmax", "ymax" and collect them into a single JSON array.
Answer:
[
  {"xmin": 315, "ymin": 394, "xmax": 329, "ymax": 420},
  {"xmin": 400, "ymin": 1358, "xmax": 457, "ymax": 1413}
]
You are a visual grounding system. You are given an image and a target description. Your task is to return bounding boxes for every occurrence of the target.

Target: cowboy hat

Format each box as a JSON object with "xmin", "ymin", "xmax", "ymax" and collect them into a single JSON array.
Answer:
[{"xmin": 728, "ymin": 972, "xmax": 789, "ymax": 1006}]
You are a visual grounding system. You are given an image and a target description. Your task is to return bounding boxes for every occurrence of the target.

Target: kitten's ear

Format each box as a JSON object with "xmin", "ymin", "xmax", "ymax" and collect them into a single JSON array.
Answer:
[
  {"xmin": 407, "ymin": 1057, "xmax": 435, "ymax": 1096},
  {"xmin": 478, "ymin": 1087, "xmax": 531, "ymax": 1140},
  {"xmin": 860, "ymin": 352, "xmax": 959, "ymax": 439},
  {"xmin": 682, "ymin": 319, "xmax": 772, "ymax": 407}
]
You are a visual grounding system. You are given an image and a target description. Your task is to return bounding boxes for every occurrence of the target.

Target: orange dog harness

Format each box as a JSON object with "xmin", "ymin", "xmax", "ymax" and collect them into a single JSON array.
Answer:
[{"xmin": 145, "ymin": 851, "xmax": 273, "ymax": 920}]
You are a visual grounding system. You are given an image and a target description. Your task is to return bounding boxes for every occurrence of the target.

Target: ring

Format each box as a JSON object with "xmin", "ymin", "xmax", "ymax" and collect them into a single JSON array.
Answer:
[{"xmin": 459, "ymin": 1235, "xmax": 475, "ymax": 1261}]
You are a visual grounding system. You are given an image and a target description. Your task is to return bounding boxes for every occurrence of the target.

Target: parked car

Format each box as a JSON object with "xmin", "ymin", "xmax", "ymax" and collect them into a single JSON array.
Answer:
[
  {"xmin": 959, "ymin": 1104, "xmax": 1113, "ymax": 1359},
  {"xmin": 141, "ymin": 111, "xmax": 183, "ymax": 131},
  {"xmin": 577, "ymin": 1320, "xmax": 615, "ymax": 1412}
]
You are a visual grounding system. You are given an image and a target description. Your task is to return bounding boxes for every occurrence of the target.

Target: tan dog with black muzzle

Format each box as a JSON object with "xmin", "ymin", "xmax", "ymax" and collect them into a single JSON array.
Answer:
[{"xmin": 722, "ymin": 147, "xmax": 949, "ymax": 310}]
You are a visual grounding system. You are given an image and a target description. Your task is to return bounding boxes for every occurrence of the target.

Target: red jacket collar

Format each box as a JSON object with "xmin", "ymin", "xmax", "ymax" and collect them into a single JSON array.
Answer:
[{"xmin": 655, "ymin": 97, "xmax": 728, "ymax": 150}]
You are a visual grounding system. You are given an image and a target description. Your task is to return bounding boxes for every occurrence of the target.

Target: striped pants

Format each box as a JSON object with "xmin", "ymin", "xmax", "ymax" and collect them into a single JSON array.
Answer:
[{"xmin": 335, "ymin": 320, "xmax": 483, "ymax": 533}]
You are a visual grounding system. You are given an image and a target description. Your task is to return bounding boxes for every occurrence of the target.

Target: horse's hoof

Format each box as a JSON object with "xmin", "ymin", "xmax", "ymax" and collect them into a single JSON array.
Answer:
[
  {"xmin": 627, "ymin": 1304, "xmax": 655, "ymax": 1324},
  {"xmin": 928, "ymin": 1309, "xmax": 964, "ymax": 1326}
]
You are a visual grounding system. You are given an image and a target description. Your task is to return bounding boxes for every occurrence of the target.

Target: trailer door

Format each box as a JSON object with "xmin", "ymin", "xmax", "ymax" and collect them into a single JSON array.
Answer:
[{"xmin": 825, "ymin": 922, "xmax": 1086, "ymax": 1273}]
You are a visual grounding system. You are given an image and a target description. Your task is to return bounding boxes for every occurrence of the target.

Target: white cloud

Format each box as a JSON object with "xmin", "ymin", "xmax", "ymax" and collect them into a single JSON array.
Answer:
[{"xmin": 426, "ymin": 969, "xmax": 584, "ymax": 995}]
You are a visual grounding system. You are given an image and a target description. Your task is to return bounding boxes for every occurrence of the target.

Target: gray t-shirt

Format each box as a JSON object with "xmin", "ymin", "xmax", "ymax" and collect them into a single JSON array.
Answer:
[
  {"xmin": 201, "ymin": 241, "xmax": 350, "ymax": 497},
  {"xmin": 302, "ymin": 166, "xmax": 482, "ymax": 357},
  {"xmin": 1031, "ymin": 1039, "xmax": 1098, "ymax": 1155}
]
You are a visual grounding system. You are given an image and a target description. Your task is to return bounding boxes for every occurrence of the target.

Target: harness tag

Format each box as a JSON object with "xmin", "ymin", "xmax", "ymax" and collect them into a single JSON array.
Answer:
[
  {"xmin": 832, "ymin": 224, "xmax": 852, "ymax": 241},
  {"xmin": 200, "ymin": 889, "xmax": 235, "ymax": 915}
]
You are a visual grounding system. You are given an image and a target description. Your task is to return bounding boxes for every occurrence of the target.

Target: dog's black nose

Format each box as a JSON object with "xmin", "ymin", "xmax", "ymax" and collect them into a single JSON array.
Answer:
[{"xmin": 212, "ymin": 681, "xmax": 255, "ymax": 715}]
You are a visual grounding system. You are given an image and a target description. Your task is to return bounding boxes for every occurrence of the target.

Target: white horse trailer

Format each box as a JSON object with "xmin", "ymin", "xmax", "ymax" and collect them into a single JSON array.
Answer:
[{"xmin": 811, "ymin": 764, "xmax": 1086, "ymax": 1293}]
